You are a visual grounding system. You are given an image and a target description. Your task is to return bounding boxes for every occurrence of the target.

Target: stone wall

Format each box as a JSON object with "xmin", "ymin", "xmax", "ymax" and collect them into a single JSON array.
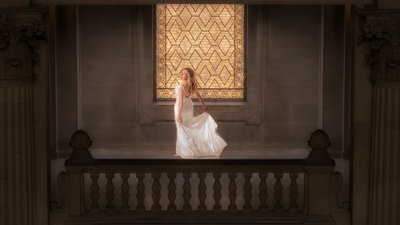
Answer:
[{"xmin": 53, "ymin": 5, "xmax": 349, "ymax": 156}]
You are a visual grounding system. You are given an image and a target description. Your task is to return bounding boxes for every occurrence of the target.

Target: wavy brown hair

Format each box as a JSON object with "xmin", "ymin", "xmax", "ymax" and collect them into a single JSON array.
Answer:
[{"xmin": 181, "ymin": 67, "xmax": 197, "ymax": 96}]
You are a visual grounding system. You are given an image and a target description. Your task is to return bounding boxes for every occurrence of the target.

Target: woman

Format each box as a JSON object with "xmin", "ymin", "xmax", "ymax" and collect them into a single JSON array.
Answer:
[{"xmin": 174, "ymin": 67, "xmax": 227, "ymax": 159}]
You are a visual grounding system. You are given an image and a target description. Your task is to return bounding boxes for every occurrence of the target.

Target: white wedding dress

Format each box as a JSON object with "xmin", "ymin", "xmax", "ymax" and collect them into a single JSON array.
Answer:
[{"xmin": 174, "ymin": 85, "xmax": 227, "ymax": 159}]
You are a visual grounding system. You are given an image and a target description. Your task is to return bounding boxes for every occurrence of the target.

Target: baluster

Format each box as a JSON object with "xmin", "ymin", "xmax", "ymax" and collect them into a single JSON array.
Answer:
[
  {"xmin": 289, "ymin": 172, "xmax": 299, "ymax": 211},
  {"xmin": 182, "ymin": 172, "xmax": 191, "ymax": 211},
  {"xmin": 198, "ymin": 172, "xmax": 207, "ymax": 211},
  {"xmin": 274, "ymin": 172, "xmax": 283, "ymax": 211},
  {"xmin": 90, "ymin": 172, "xmax": 100, "ymax": 212},
  {"xmin": 167, "ymin": 173, "xmax": 176, "ymax": 211},
  {"xmin": 243, "ymin": 173, "xmax": 252, "ymax": 211},
  {"xmin": 213, "ymin": 173, "xmax": 222, "ymax": 211},
  {"xmin": 136, "ymin": 173, "xmax": 145, "ymax": 211},
  {"xmin": 105, "ymin": 173, "xmax": 115, "ymax": 211},
  {"xmin": 228, "ymin": 173, "xmax": 237, "ymax": 211},
  {"xmin": 259, "ymin": 172, "xmax": 268, "ymax": 211},
  {"xmin": 120, "ymin": 173, "xmax": 130, "ymax": 212},
  {"xmin": 152, "ymin": 173, "xmax": 161, "ymax": 211}
]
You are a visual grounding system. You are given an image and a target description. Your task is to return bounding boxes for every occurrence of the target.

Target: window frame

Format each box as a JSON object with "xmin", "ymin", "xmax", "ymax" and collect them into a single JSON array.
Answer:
[
  {"xmin": 137, "ymin": 4, "xmax": 262, "ymax": 126},
  {"xmin": 154, "ymin": 4, "xmax": 247, "ymax": 102}
]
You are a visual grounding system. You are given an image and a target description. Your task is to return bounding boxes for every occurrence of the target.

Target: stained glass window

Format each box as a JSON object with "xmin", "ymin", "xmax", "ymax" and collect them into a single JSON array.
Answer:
[{"xmin": 156, "ymin": 4, "xmax": 245, "ymax": 99}]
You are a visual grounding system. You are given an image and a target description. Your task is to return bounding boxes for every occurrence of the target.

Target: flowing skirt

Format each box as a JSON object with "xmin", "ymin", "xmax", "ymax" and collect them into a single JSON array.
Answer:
[{"xmin": 175, "ymin": 112, "xmax": 227, "ymax": 159}]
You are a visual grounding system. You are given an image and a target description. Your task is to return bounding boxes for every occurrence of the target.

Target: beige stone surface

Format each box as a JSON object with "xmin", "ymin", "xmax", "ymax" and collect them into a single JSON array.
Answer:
[
  {"xmin": 52, "ymin": 5, "xmax": 349, "ymax": 154},
  {"xmin": 9, "ymin": 2, "xmax": 400, "ymax": 225}
]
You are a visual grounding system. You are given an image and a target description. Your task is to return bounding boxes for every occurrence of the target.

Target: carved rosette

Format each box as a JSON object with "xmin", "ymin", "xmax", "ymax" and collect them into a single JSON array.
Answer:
[
  {"xmin": 360, "ymin": 12, "xmax": 400, "ymax": 85},
  {"xmin": 0, "ymin": 10, "xmax": 45, "ymax": 82}
]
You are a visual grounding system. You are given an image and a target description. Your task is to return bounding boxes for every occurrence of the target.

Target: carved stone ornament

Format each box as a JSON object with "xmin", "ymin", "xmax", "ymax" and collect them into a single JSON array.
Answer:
[
  {"xmin": 359, "ymin": 12, "xmax": 400, "ymax": 84},
  {"xmin": 0, "ymin": 10, "xmax": 46, "ymax": 81},
  {"xmin": 65, "ymin": 129, "xmax": 95, "ymax": 166},
  {"xmin": 306, "ymin": 129, "xmax": 335, "ymax": 166}
]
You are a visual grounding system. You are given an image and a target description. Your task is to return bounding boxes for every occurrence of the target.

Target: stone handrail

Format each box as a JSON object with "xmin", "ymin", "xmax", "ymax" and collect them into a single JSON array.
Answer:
[{"xmin": 58, "ymin": 129, "xmax": 339, "ymax": 225}]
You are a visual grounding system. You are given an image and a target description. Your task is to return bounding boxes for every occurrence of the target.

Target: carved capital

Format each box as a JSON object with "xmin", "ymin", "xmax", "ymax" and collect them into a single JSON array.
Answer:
[
  {"xmin": 360, "ymin": 12, "xmax": 400, "ymax": 84},
  {"xmin": 0, "ymin": 9, "xmax": 46, "ymax": 81}
]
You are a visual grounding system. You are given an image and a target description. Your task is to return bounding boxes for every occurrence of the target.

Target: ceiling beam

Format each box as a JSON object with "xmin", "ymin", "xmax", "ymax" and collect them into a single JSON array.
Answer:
[
  {"xmin": 30, "ymin": 0, "xmax": 373, "ymax": 5},
  {"xmin": 0, "ymin": 0, "xmax": 30, "ymax": 7},
  {"xmin": 378, "ymin": 0, "xmax": 400, "ymax": 9}
]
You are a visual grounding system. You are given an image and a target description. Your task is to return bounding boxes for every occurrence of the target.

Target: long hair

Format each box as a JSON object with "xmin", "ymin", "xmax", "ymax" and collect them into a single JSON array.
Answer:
[{"xmin": 182, "ymin": 67, "xmax": 197, "ymax": 96}]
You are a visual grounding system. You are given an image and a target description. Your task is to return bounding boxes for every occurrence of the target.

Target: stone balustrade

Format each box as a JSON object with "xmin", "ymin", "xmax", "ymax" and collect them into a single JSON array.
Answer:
[{"xmin": 58, "ymin": 129, "xmax": 340, "ymax": 225}]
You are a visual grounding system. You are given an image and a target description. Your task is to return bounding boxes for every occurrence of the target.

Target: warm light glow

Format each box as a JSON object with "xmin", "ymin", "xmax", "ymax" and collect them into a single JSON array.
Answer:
[{"xmin": 156, "ymin": 4, "xmax": 245, "ymax": 99}]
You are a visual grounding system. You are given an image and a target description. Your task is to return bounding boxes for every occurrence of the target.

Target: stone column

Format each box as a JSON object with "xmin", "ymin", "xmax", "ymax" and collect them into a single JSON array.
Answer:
[
  {"xmin": 360, "ymin": 12, "xmax": 400, "ymax": 225},
  {"xmin": 0, "ymin": 10, "xmax": 45, "ymax": 225}
]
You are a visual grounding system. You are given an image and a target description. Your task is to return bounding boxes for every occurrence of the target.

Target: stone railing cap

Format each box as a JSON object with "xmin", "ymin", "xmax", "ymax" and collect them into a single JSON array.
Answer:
[
  {"xmin": 308, "ymin": 129, "xmax": 331, "ymax": 150},
  {"xmin": 69, "ymin": 129, "xmax": 92, "ymax": 150}
]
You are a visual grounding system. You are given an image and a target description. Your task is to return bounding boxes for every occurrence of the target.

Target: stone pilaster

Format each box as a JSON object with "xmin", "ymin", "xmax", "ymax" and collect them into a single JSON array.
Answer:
[
  {"xmin": 360, "ymin": 11, "xmax": 400, "ymax": 225},
  {"xmin": 0, "ymin": 10, "xmax": 45, "ymax": 225}
]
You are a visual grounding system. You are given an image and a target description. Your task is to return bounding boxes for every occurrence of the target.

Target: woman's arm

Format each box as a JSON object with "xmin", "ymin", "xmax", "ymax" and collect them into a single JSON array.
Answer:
[
  {"xmin": 195, "ymin": 89, "xmax": 209, "ymax": 113},
  {"xmin": 176, "ymin": 88, "xmax": 184, "ymax": 123}
]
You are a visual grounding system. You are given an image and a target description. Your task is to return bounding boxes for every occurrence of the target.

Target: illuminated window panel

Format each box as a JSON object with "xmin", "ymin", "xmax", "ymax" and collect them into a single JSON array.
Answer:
[{"xmin": 156, "ymin": 4, "xmax": 245, "ymax": 99}]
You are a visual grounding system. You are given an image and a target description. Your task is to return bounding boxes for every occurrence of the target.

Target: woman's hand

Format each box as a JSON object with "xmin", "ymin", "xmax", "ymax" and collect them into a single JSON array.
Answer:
[{"xmin": 177, "ymin": 116, "xmax": 183, "ymax": 124}]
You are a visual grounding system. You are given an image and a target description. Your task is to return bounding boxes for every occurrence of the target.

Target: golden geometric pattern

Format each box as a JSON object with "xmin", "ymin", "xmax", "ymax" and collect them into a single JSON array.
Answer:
[{"xmin": 156, "ymin": 4, "xmax": 245, "ymax": 99}]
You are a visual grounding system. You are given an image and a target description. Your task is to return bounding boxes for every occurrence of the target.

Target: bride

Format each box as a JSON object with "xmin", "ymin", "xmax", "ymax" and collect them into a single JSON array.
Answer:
[{"xmin": 174, "ymin": 67, "xmax": 227, "ymax": 159}]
